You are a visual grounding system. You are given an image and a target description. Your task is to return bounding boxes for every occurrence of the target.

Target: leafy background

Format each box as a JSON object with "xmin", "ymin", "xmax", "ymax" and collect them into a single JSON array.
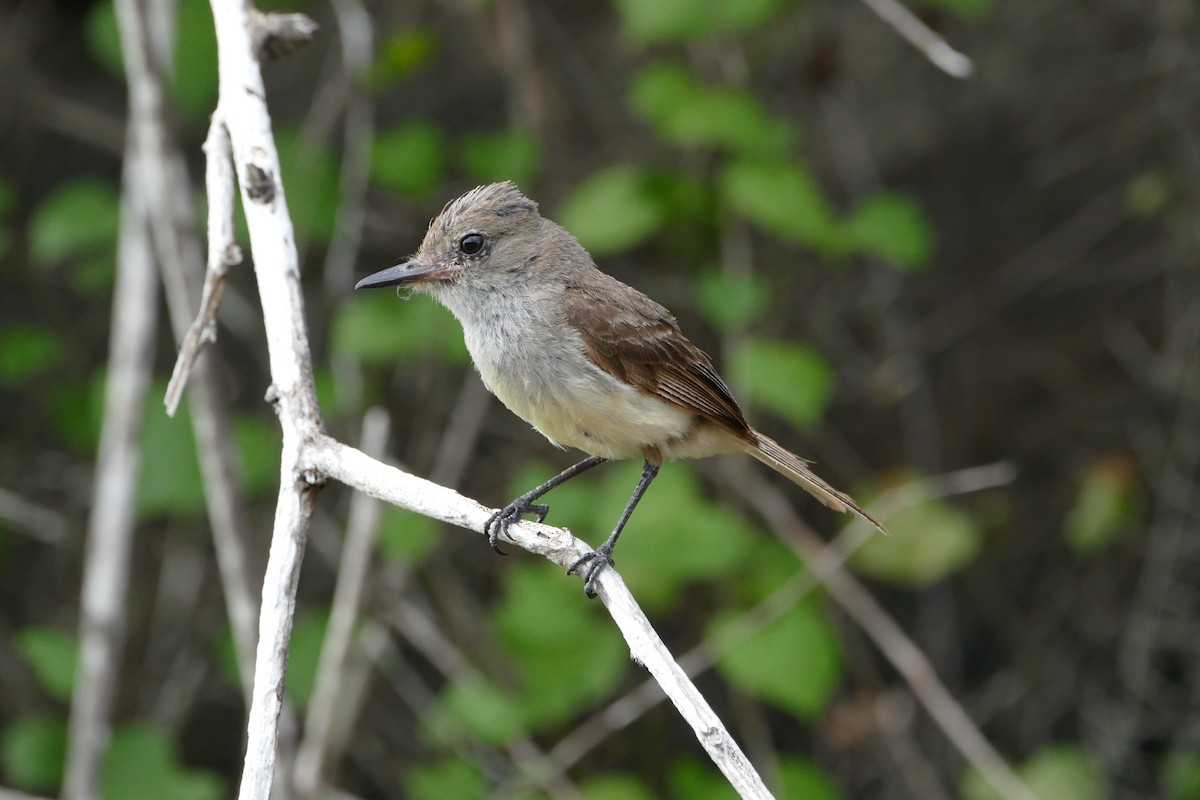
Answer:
[{"xmin": 0, "ymin": 0, "xmax": 1190, "ymax": 797}]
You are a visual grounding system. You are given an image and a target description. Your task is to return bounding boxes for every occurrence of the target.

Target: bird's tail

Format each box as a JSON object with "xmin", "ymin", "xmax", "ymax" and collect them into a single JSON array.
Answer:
[{"xmin": 744, "ymin": 430, "xmax": 887, "ymax": 533}]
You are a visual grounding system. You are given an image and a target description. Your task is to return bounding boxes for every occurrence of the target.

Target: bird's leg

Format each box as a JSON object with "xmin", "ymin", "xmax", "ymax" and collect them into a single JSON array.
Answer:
[
  {"xmin": 568, "ymin": 458, "xmax": 660, "ymax": 598},
  {"xmin": 485, "ymin": 455, "xmax": 606, "ymax": 552}
]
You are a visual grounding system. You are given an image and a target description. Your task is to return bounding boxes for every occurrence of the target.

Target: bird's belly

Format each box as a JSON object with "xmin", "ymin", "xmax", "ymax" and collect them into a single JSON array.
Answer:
[{"xmin": 481, "ymin": 361, "xmax": 695, "ymax": 460}]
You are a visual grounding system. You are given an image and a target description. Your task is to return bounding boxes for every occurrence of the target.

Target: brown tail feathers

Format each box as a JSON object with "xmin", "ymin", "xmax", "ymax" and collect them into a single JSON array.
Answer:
[{"xmin": 745, "ymin": 431, "xmax": 887, "ymax": 534}]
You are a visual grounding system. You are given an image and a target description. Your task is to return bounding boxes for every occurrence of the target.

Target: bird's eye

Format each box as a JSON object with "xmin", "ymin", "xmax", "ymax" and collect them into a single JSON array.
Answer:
[{"xmin": 459, "ymin": 233, "xmax": 485, "ymax": 255}]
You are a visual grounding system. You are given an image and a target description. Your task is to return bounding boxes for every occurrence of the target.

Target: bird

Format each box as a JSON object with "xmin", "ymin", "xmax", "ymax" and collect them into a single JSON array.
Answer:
[{"xmin": 355, "ymin": 181, "xmax": 884, "ymax": 597}]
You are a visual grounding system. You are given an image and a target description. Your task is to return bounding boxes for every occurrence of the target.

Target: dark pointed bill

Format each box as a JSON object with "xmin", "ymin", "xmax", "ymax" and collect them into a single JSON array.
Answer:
[{"xmin": 354, "ymin": 259, "xmax": 447, "ymax": 290}]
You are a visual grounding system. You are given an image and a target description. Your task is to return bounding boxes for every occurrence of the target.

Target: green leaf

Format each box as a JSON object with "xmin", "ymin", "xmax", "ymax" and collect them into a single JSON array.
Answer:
[
  {"xmin": 556, "ymin": 166, "xmax": 670, "ymax": 257},
  {"xmin": 332, "ymin": 291, "xmax": 469, "ymax": 365},
  {"xmin": 16, "ymin": 628, "xmax": 77, "ymax": 701},
  {"xmin": 613, "ymin": 0, "xmax": 713, "ymax": 43},
  {"xmin": 0, "ymin": 326, "xmax": 63, "ymax": 386},
  {"xmin": 1125, "ymin": 170, "xmax": 1170, "ymax": 218},
  {"xmin": 711, "ymin": 601, "xmax": 843, "ymax": 719},
  {"xmin": 695, "ymin": 271, "xmax": 768, "ymax": 332},
  {"xmin": 962, "ymin": 744, "xmax": 1105, "ymax": 800},
  {"xmin": 369, "ymin": 27, "xmax": 438, "ymax": 88},
  {"xmin": 1164, "ymin": 751, "xmax": 1200, "ymax": 800},
  {"xmin": 405, "ymin": 759, "xmax": 486, "ymax": 800},
  {"xmin": 493, "ymin": 565, "xmax": 627, "ymax": 728},
  {"xmin": 918, "ymin": 0, "xmax": 993, "ymax": 21},
  {"xmin": 2, "ymin": 715, "xmax": 67, "ymax": 793},
  {"xmin": 51, "ymin": 372, "xmax": 106, "ymax": 453},
  {"xmin": 729, "ymin": 338, "xmax": 834, "ymax": 429},
  {"xmin": 276, "ymin": 130, "xmax": 341, "ymax": 243},
  {"xmin": 669, "ymin": 758, "xmax": 739, "ymax": 800},
  {"xmin": 1065, "ymin": 456, "xmax": 1140, "ymax": 556},
  {"xmin": 233, "ymin": 416, "xmax": 281, "ymax": 498},
  {"xmin": 614, "ymin": 0, "xmax": 792, "ymax": 44},
  {"xmin": 581, "ymin": 774, "xmax": 658, "ymax": 800},
  {"xmin": 377, "ymin": 507, "xmax": 441, "ymax": 566},
  {"xmin": 29, "ymin": 177, "xmax": 120, "ymax": 290},
  {"xmin": 284, "ymin": 611, "xmax": 328, "ymax": 709},
  {"xmin": 137, "ymin": 386, "xmax": 206, "ymax": 519},
  {"xmin": 720, "ymin": 160, "xmax": 839, "ymax": 253},
  {"xmin": 170, "ymin": 0, "xmax": 219, "ymax": 120},
  {"xmin": 85, "ymin": 1, "xmax": 123, "ymax": 75},
  {"xmin": 370, "ymin": 121, "xmax": 446, "ymax": 200},
  {"xmin": 438, "ymin": 676, "xmax": 527, "ymax": 746},
  {"xmin": 851, "ymin": 482, "xmax": 981, "ymax": 586},
  {"xmin": 459, "ymin": 129, "xmax": 543, "ymax": 187},
  {"xmin": 102, "ymin": 724, "xmax": 223, "ymax": 800},
  {"xmin": 841, "ymin": 191, "xmax": 935, "ymax": 271},
  {"xmin": 779, "ymin": 756, "xmax": 843, "ymax": 800},
  {"xmin": 630, "ymin": 63, "xmax": 793, "ymax": 156}
]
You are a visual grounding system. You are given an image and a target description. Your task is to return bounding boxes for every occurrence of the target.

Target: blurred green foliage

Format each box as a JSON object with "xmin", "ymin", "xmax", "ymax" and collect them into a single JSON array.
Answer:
[
  {"xmin": 557, "ymin": 166, "xmax": 673, "ymax": 258},
  {"xmin": 1065, "ymin": 456, "xmax": 1141, "ymax": 556},
  {"xmin": 1, "ymin": 716, "xmax": 67, "ymax": 793},
  {"xmin": 630, "ymin": 63, "xmax": 793, "ymax": 156},
  {"xmin": 961, "ymin": 744, "xmax": 1106, "ymax": 800},
  {"xmin": 405, "ymin": 757, "xmax": 486, "ymax": 800},
  {"xmin": 102, "ymin": 725, "xmax": 224, "ymax": 800},
  {"xmin": 370, "ymin": 121, "xmax": 447, "ymax": 201},
  {"xmin": 85, "ymin": 0, "xmax": 218, "ymax": 120},
  {"xmin": 460, "ymin": 129, "xmax": 544, "ymax": 187},
  {"xmin": 1164, "ymin": 751, "xmax": 1200, "ymax": 800},
  {"xmin": 284, "ymin": 611, "xmax": 329, "ymax": 709},
  {"xmin": 851, "ymin": 477, "xmax": 982, "ymax": 586},
  {"xmin": 0, "ymin": 326, "xmax": 63, "ymax": 386},
  {"xmin": 331, "ymin": 291, "xmax": 470, "ymax": 365},
  {"xmin": 29, "ymin": 177, "xmax": 120, "ymax": 292},
  {"xmin": 729, "ymin": 338, "xmax": 835, "ymax": 429},
  {"xmin": 613, "ymin": 0, "xmax": 795, "ymax": 44},
  {"xmin": 15, "ymin": 627, "xmax": 77, "ymax": 702},
  {"xmin": 369, "ymin": 27, "xmax": 438, "ymax": 89}
]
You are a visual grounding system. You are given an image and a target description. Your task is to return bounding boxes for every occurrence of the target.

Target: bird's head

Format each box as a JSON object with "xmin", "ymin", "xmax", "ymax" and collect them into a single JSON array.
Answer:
[{"xmin": 355, "ymin": 181, "xmax": 547, "ymax": 301}]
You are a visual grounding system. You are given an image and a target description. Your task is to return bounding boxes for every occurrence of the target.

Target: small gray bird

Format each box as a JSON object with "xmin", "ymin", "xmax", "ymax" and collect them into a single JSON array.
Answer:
[{"xmin": 356, "ymin": 182, "xmax": 883, "ymax": 597}]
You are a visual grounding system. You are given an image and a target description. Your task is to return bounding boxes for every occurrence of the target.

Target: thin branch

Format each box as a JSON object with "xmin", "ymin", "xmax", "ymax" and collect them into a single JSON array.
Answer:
[
  {"xmin": 164, "ymin": 116, "xmax": 242, "ymax": 417},
  {"xmin": 294, "ymin": 408, "xmax": 391, "ymax": 798},
  {"xmin": 303, "ymin": 435, "xmax": 775, "ymax": 799},
  {"xmin": 857, "ymin": 0, "xmax": 973, "ymax": 78},
  {"xmin": 0, "ymin": 486, "xmax": 67, "ymax": 543},
  {"xmin": 63, "ymin": 134, "xmax": 159, "ymax": 800},
  {"xmin": 739, "ymin": 474, "xmax": 1036, "ymax": 800},
  {"xmin": 496, "ymin": 463, "xmax": 1015, "ymax": 797}
]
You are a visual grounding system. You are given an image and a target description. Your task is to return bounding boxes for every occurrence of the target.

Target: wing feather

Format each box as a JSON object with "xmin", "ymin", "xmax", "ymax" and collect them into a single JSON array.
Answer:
[{"xmin": 562, "ymin": 277, "xmax": 754, "ymax": 443}]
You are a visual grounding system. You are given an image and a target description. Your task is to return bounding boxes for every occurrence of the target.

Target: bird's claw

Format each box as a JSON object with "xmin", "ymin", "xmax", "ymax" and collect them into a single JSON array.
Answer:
[
  {"xmin": 567, "ymin": 543, "xmax": 613, "ymax": 599},
  {"xmin": 484, "ymin": 498, "xmax": 551, "ymax": 553}
]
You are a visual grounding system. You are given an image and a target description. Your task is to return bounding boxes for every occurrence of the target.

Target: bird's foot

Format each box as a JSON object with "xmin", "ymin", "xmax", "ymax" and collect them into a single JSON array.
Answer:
[
  {"xmin": 484, "ymin": 497, "xmax": 550, "ymax": 554},
  {"xmin": 566, "ymin": 542, "xmax": 613, "ymax": 599}
]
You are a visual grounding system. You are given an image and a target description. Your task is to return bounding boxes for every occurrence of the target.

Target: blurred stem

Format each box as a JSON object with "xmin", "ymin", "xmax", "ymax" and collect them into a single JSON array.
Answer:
[{"xmin": 63, "ymin": 126, "xmax": 159, "ymax": 800}]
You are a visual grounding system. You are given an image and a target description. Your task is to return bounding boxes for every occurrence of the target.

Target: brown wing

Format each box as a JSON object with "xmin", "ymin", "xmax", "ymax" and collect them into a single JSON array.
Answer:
[{"xmin": 563, "ymin": 275, "xmax": 755, "ymax": 443}]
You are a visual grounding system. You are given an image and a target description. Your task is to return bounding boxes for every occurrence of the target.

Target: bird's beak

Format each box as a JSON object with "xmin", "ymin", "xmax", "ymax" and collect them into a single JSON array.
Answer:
[{"xmin": 354, "ymin": 259, "xmax": 457, "ymax": 290}]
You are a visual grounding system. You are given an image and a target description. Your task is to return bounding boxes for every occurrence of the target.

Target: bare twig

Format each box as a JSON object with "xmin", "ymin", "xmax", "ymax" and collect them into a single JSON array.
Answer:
[
  {"xmin": 204, "ymin": 3, "xmax": 325, "ymax": 800},
  {"xmin": 0, "ymin": 486, "xmax": 67, "ymax": 543},
  {"xmin": 294, "ymin": 408, "xmax": 391, "ymax": 798},
  {"xmin": 304, "ymin": 436, "xmax": 775, "ymax": 799},
  {"xmin": 320, "ymin": 0, "xmax": 375, "ymax": 297},
  {"xmin": 496, "ymin": 463, "xmax": 1015, "ymax": 796},
  {"xmin": 63, "ymin": 0, "xmax": 172, "ymax": 792},
  {"xmin": 250, "ymin": 10, "xmax": 319, "ymax": 61},
  {"xmin": 739, "ymin": 475, "xmax": 1035, "ymax": 800},
  {"xmin": 63, "ymin": 131, "xmax": 159, "ymax": 800},
  {"xmin": 857, "ymin": 0, "xmax": 973, "ymax": 78},
  {"xmin": 163, "ymin": 116, "xmax": 242, "ymax": 417}
]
